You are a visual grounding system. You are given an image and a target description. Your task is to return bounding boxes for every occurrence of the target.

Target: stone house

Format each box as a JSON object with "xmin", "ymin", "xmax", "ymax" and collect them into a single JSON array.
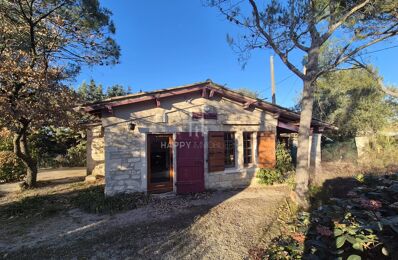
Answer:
[{"xmin": 82, "ymin": 80, "xmax": 328, "ymax": 195}]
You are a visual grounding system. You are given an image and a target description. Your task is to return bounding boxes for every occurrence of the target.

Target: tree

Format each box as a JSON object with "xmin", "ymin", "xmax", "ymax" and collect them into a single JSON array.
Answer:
[
  {"xmin": 0, "ymin": 0, "xmax": 120, "ymax": 187},
  {"xmin": 314, "ymin": 69, "xmax": 394, "ymax": 139},
  {"xmin": 235, "ymin": 87, "xmax": 259, "ymax": 98},
  {"xmin": 208, "ymin": 0, "xmax": 398, "ymax": 207},
  {"xmin": 77, "ymin": 80, "xmax": 105, "ymax": 102},
  {"xmin": 106, "ymin": 84, "xmax": 131, "ymax": 98},
  {"xmin": 77, "ymin": 82, "xmax": 131, "ymax": 102}
]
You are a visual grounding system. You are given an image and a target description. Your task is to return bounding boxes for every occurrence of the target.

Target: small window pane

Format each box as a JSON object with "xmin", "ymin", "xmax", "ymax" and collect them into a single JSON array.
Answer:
[
  {"xmin": 243, "ymin": 132, "xmax": 252, "ymax": 165},
  {"xmin": 224, "ymin": 132, "xmax": 235, "ymax": 167}
]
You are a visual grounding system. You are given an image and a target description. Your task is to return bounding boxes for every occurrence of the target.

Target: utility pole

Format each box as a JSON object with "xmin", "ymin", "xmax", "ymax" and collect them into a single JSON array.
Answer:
[{"xmin": 270, "ymin": 55, "xmax": 276, "ymax": 104}]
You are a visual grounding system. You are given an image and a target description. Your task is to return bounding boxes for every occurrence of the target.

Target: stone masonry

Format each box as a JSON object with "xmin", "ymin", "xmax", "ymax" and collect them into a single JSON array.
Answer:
[
  {"xmin": 86, "ymin": 125, "xmax": 105, "ymax": 176},
  {"xmin": 103, "ymin": 123, "xmax": 145, "ymax": 196}
]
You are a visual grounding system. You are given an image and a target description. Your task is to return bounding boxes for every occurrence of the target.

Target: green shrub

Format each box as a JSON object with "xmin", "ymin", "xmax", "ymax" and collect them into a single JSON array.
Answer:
[
  {"xmin": 322, "ymin": 139, "xmax": 358, "ymax": 162},
  {"xmin": 256, "ymin": 143, "xmax": 294, "ymax": 185},
  {"xmin": 66, "ymin": 141, "xmax": 86, "ymax": 167},
  {"xmin": 256, "ymin": 168, "xmax": 284, "ymax": 185},
  {"xmin": 262, "ymin": 174, "xmax": 398, "ymax": 259},
  {"xmin": 0, "ymin": 151, "xmax": 26, "ymax": 183},
  {"xmin": 275, "ymin": 143, "xmax": 294, "ymax": 173}
]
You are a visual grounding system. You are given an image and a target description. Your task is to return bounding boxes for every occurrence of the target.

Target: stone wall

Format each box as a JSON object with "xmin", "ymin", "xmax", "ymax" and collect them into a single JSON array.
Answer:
[
  {"xmin": 103, "ymin": 123, "xmax": 146, "ymax": 196},
  {"xmin": 86, "ymin": 125, "xmax": 105, "ymax": 176},
  {"xmin": 100, "ymin": 92, "xmax": 278, "ymax": 195},
  {"xmin": 205, "ymin": 167, "xmax": 257, "ymax": 189}
]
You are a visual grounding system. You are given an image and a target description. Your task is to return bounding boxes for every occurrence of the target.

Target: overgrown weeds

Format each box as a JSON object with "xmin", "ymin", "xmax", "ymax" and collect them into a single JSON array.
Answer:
[
  {"xmin": 254, "ymin": 173, "xmax": 398, "ymax": 259},
  {"xmin": 71, "ymin": 185, "xmax": 151, "ymax": 214},
  {"xmin": 0, "ymin": 183, "xmax": 151, "ymax": 221}
]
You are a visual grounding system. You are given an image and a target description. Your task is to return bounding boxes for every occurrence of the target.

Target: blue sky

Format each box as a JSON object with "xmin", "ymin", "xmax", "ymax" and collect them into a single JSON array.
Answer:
[{"xmin": 75, "ymin": 0, "xmax": 398, "ymax": 108}]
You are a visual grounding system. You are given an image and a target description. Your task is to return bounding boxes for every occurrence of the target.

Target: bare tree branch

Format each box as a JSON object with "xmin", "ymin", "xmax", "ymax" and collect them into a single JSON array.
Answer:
[
  {"xmin": 248, "ymin": 0, "xmax": 305, "ymax": 79},
  {"xmin": 321, "ymin": 0, "xmax": 371, "ymax": 44},
  {"xmin": 353, "ymin": 60, "xmax": 398, "ymax": 98}
]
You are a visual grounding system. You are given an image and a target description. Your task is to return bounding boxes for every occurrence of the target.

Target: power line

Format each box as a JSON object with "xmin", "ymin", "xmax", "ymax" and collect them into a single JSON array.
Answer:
[
  {"xmin": 258, "ymin": 73, "xmax": 295, "ymax": 94},
  {"xmin": 364, "ymin": 44, "xmax": 398, "ymax": 55},
  {"xmin": 276, "ymin": 74, "xmax": 295, "ymax": 85}
]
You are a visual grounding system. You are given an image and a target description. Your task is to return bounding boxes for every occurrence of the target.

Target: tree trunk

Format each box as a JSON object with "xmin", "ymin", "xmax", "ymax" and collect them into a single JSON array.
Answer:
[
  {"xmin": 295, "ymin": 78, "xmax": 315, "ymax": 209},
  {"xmin": 13, "ymin": 124, "xmax": 38, "ymax": 188}
]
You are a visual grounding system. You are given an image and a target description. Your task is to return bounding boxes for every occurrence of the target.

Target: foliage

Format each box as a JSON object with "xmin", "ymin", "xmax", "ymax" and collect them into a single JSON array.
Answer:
[
  {"xmin": 0, "ymin": 184, "xmax": 151, "ymax": 220},
  {"xmin": 275, "ymin": 143, "xmax": 294, "ymax": 173},
  {"xmin": 77, "ymin": 80, "xmax": 105, "ymax": 103},
  {"xmin": 77, "ymin": 80, "xmax": 131, "ymax": 102},
  {"xmin": 0, "ymin": 128, "xmax": 13, "ymax": 151},
  {"xmin": 65, "ymin": 141, "xmax": 87, "ymax": 167},
  {"xmin": 257, "ymin": 143, "xmax": 294, "ymax": 185},
  {"xmin": 257, "ymin": 168, "xmax": 284, "ymax": 185},
  {"xmin": 208, "ymin": 0, "xmax": 398, "ymax": 206},
  {"xmin": 71, "ymin": 185, "xmax": 151, "ymax": 214},
  {"xmin": 234, "ymin": 87, "xmax": 259, "ymax": 98},
  {"xmin": 29, "ymin": 127, "xmax": 86, "ymax": 168},
  {"xmin": 361, "ymin": 135, "xmax": 398, "ymax": 169},
  {"xmin": 260, "ymin": 174, "xmax": 398, "ymax": 259},
  {"xmin": 264, "ymin": 236, "xmax": 304, "ymax": 259},
  {"xmin": 0, "ymin": 194, "xmax": 64, "ymax": 219},
  {"xmin": 322, "ymin": 139, "xmax": 358, "ymax": 162},
  {"xmin": 0, "ymin": 0, "xmax": 120, "ymax": 187},
  {"xmin": 0, "ymin": 151, "xmax": 26, "ymax": 183},
  {"xmin": 106, "ymin": 84, "xmax": 131, "ymax": 98},
  {"xmin": 314, "ymin": 69, "xmax": 395, "ymax": 138}
]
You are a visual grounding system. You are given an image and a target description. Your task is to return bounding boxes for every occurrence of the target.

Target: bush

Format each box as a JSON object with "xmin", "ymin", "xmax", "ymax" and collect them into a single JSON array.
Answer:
[
  {"xmin": 256, "ymin": 143, "xmax": 294, "ymax": 185},
  {"xmin": 262, "ymin": 174, "xmax": 398, "ymax": 259},
  {"xmin": 66, "ymin": 141, "xmax": 86, "ymax": 167},
  {"xmin": 275, "ymin": 143, "xmax": 294, "ymax": 173},
  {"xmin": 322, "ymin": 139, "xmax": 358, "ymax": 162},
  {"xmin": 362, "ymin": 135, "xmax": 398, "ymax": 169},
  {"xmin": 0, "ymin": 128, "xmax": 13, "ymax": 151},
  {"xmin": 256, "ymin": 168, "xmax": 284, "ymax": 185},
  {"xmin": 0, "ymin": 151, "xmax": 26, "ymax": 183}
]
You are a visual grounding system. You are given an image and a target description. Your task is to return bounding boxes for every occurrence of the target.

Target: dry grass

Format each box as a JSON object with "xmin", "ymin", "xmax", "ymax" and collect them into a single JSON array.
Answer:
[{"xmin": 313, "ymin": 162, "xmax": 398, "ymax": 186}]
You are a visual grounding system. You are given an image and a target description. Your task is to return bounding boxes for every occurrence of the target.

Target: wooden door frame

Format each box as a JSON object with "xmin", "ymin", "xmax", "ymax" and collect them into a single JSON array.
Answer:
[{"xmin": 147, "ymin": 134, "xmax": 174, "ymax": 193}]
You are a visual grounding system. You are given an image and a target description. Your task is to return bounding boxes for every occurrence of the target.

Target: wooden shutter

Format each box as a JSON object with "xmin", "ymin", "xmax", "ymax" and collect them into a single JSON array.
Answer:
[
  {"xmin": 208, "ymin": 131, "xmax": 225, "ymax": 172},
  {"xmin": 257, "ymin": 131, "xmax": 276, "ymax": 168}
]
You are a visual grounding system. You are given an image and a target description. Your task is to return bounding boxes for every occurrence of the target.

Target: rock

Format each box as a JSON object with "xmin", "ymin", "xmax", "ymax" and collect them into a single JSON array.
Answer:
[{"xmin": 85, "ymin": 175, "xmax": 97, "ymax": 183}]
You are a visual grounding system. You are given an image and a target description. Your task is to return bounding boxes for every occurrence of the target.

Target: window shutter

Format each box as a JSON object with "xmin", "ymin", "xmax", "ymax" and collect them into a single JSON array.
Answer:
[
  {"xmin": 257, "ymin": 131, "xmax": 276, "ymax": 168},
  {"xmin": 208, "ymin": 131, "xmax": 225, "ymax": 172}
]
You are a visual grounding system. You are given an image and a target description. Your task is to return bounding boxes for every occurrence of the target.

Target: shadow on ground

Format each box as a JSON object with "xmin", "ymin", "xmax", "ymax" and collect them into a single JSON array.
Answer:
[{"xmin": 0, "ymin": 180, "xmax": 290, "ymax": 259}]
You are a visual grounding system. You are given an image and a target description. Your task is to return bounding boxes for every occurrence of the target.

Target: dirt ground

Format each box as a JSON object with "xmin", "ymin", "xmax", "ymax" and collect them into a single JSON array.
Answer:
[
  {"xmin": 0, "ymin": 167, "xmax": 86, "ymax": 196},
  {"xmin": 0, "ymin": 179, "xmax": 290, "ymax": 259}
]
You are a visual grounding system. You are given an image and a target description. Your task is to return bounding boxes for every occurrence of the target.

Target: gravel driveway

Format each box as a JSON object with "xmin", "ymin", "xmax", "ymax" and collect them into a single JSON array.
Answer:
[{"xmin": 2, "ymin": 185, "xmax": 290, "ymax": 259}]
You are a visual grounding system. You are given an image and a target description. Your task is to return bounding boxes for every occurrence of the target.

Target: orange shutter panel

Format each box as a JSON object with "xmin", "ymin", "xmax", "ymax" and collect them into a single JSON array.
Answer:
[
  {"xmin": 257, "ymin": 131, "xmax": 276, "ymax": 168},
  {"xmin": 208, "ymin": 132, "xmax": 225, "ymax": 172}
]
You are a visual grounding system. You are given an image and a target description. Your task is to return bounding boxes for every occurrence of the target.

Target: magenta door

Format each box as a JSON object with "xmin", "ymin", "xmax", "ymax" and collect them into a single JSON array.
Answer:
[{"xmin": 176, "ymin": 132, "xmax": 205, "ymax": 194}]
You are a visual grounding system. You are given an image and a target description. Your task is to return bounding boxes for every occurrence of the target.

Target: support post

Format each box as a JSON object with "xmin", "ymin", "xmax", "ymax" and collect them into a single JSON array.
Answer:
[{"xmin": 270, "ymin": 55, "xmax": 276, "ymax": 104}]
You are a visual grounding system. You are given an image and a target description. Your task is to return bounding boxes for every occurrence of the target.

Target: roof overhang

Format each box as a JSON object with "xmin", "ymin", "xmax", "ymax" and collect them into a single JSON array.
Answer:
[{"xmin": 80, "ymin": 80, "xmax": 334, "ymax": 131}]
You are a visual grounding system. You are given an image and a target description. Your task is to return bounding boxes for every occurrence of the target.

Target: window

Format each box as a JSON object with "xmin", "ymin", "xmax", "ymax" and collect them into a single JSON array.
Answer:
[
  {"xmin": 243, "ymin": 132, "xmax": 253, "ymax": 165},
  {"xmin": 224, "ymin": 132, "xmax": 235, "ymax": 167}
]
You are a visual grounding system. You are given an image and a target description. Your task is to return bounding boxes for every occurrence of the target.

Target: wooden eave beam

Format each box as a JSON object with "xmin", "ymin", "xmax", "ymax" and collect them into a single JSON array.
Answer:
[
  {"xmin": 277, "ymin": 121, "xmax": 299, "ymax": 132},
  {"xmin": 243, "ymin": 101, "xmax": 256, "ymax": 109},
  {"xmin": 202, "ymin": 87, "xmax": 208, "ymax": 98},
  {"xmin": 155, "ymin": 97, "xmax": 161, "ymax": 107},
  {"xmin": 85, "ymin": 86, "xmax": 207, "ymax": 112},
  {"xmin": 209, "ymin": 89, "xmax": 216, "ymax": 98}
]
